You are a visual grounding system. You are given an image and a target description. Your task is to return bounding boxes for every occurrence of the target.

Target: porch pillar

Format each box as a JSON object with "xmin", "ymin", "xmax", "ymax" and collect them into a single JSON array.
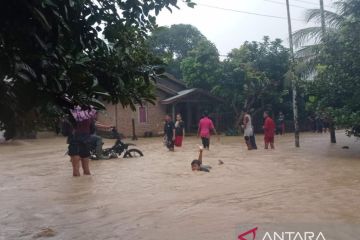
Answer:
[
  {"xmin": 115, "ymin": 104, "xmax": 118, "ymax": 129},
  {"xmin": 186, "ymin": 102, "xmax": 192, "ymax": 132},
  {"xmin": 172, "ymin": 104, "xmax": 176, "ymax": 121},
  {"xmin": 195, "ymin": 104, "xmax": 200, "ymax": 124},
  {"xmin": 215, "ymin": 105, "xmax": 220, "ymax": 131}
]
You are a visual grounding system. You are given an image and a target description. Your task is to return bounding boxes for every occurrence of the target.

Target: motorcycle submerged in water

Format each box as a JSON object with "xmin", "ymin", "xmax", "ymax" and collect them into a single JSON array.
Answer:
[{"xmin": 89, "ymin": 128, "xmax": 143, "ymax": 160}]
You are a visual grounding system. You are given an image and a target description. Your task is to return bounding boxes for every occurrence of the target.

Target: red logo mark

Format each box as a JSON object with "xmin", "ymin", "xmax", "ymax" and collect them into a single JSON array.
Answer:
[{"xmin": 238, "ymin": 227, "xmax": 258, "ymax": 240}]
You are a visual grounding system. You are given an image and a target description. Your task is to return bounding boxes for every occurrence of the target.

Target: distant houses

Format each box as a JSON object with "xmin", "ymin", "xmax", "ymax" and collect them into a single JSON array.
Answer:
[{"xmin": 98, "ymin": 73, "xmax": 223, "ymax": 137}]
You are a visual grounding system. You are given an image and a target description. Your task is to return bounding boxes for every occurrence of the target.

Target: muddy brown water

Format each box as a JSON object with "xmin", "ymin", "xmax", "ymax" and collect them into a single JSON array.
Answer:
[{"xmin": 0, "ymin": 132, "xmax": 359, "ymax": 240}]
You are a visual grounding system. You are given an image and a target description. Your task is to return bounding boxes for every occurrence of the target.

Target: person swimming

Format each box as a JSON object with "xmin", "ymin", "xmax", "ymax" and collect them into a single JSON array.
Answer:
[{"xmin": 191, "ymin": 146, "xmax": 212, "ymax": 172}]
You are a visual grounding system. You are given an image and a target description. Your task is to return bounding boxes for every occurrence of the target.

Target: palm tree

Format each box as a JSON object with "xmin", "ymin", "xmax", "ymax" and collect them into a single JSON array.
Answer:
[
  {"xmin": 292, "ymin": 0, "xmax": 358, "ymax": 143},
  {"xmin": 293, "ymin": 0, "xmax": 358, "ymax": 67},
  {"xmin": 293, "ymin": 0, "xmax": 360, "ymax": 143},
  {"xmin": 293, "ymin": 6, "xmax": 344, "ymax": 78}
]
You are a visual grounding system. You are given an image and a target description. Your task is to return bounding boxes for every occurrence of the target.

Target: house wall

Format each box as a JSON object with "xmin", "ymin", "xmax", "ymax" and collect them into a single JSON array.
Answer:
[{"xmin": 98, "ymin": 94, "xmax": 168, "ymax": 137}]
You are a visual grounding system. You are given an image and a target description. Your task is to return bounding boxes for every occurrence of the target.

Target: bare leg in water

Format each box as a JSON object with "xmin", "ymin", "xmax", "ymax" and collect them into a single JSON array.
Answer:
[
  {"xmin": 71, "ymin": 156, "xmax": 81, "ymax": 177},
  {"xmin": 245, "ymin": 136, "xmax": 252, "ymax": 150},
  {"xmin": 81, "ymin": 158, "xmax": 91, "ymax": 175}
]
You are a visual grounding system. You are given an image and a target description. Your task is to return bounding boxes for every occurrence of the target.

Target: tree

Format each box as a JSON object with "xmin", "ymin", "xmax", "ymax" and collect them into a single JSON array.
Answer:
[
  {"xmin": 147, "ymin": 24, "xmax": 206, "ymax": 78},
  {"xmin": 310, "ymin": 8, "xmax": 360, "ymax": 137},
  {"xmin": 295, "ymin": 0, "xmax": 360, "ymax": 138},
  {"xmin": 180, "ymin": 39, "xmax": 221, "ymax": 90},
  {"xmin": 293, "ymin": 7, "xmax": 343, "ymax": 76},
  {"xmin": 0, "ymin": 0, "xmax": 194, "ymax": 138},
  {"xmin": 212, "ymin": 37, "xmax": 291, "ymax": 129},
  {"xmin": 293, "ymin": 1, "xmax": 344, "ymax": 143}
]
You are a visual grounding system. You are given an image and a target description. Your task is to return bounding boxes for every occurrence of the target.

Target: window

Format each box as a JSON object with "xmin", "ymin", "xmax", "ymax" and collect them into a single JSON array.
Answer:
[{"xmin": 138, "ymin": 105, "xmax": 148, "ymax": 123}]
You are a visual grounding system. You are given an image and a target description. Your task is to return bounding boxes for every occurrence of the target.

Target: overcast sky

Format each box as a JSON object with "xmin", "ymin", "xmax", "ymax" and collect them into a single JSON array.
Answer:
[{"xmin": 156, "ymin": 0, "xmax": 335, "ymax": 56}]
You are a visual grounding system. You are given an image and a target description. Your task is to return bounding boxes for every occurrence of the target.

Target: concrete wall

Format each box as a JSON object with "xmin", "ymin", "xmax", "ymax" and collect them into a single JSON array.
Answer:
[{"xmin": 98, "ymin": 97, "xmax": 167, "ymax": 137}]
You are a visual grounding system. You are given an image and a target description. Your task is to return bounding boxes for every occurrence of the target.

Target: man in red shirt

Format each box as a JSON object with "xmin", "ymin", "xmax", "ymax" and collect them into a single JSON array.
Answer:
[
  {"xmin": 198, "ymin": 111, "xmax": 218, "ymax": 150},
  {"xmin": 263, "ymin": 111, "xmax": 275, "ymax": 149}
]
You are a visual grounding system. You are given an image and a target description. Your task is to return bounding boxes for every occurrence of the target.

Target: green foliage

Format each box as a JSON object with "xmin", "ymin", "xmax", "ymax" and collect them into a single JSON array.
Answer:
[
  {"xmin": 212, "ymin": 37, "xmax": 291, "ymax": 127},
  {"xmin": 0, "ymin": 0, "xmax": 191, "ymax": 138},
  {"xmin": 147, "ymin": 24, "xmax": 206, "ymax": 78},
  {"xmin": 148, "ymin": 24, "xmax": 206, "ymax": 60},
  {"xmin": 301, "ymin": 0, "xmax": 360, "ymax": 137},
  {"xmin": 180, "ymin": 39, "xmax": 221, "ymax": 90},
  {"xmin": 292, "ymin": 6, "xmax": 342, "ymax": 79}
]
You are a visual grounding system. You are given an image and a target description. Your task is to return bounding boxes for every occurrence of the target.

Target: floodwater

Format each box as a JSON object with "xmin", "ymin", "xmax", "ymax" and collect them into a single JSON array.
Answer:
[{"xmin": 0, "ymin": 132, "xmax": 359, "ymax": 240}]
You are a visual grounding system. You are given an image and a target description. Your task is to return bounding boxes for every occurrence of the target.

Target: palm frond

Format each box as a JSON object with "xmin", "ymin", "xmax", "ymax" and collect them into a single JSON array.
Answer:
[
  {"xmin": 293, "ymin": 27, "xmax": 323, "ymax": 48},
  {"xmin": 295, "ymin": 57, "xmax": 320, "ymax": 80},
  {"xmin": 292, "ymin": 25, "xmax": 339, "ymax": 48},
  {"xmin": 334, "ymin": 0, "xmax": 360, "ymax": 20},
  {"xmin": 305, "ymin": 8, "xmax": 344, "ymax": 29},
  {"xmin": 295, "ymin": 44, "xmax": 323, "ymax": 79},
  {"xmin": 295, "ymin": 44, "xmax": 322, "ymax": 60}
]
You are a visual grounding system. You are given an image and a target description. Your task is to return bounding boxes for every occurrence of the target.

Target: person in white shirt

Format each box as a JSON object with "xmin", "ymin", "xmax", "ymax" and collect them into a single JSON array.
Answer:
[{"xmin": 242, "ymin": 109, "xmax": 257, "ymax": 150}]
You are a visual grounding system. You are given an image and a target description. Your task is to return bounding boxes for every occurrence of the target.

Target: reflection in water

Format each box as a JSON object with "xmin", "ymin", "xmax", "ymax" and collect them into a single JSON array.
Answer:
[{"xmin": 0, "ymin": 132, "xmax": 359, "ymax": 239}]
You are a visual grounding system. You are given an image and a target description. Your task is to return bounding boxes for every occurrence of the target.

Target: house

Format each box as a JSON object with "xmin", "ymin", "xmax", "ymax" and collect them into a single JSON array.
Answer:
[{"xmin": 97, "ymin": 73, "xmax": 223, "ymax": 137}]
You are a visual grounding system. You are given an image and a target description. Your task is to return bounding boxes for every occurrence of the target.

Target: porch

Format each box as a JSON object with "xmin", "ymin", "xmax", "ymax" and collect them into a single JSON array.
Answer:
[{"xmin": 161, "ymin": 89, "xmax": 224, "ymax": 133}]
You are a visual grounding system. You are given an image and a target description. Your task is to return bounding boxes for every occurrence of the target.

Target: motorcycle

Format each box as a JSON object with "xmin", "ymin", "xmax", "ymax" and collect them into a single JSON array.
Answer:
[{"xmin": 90, "ymin": 128, "xmax": 144, "ymax": 160}]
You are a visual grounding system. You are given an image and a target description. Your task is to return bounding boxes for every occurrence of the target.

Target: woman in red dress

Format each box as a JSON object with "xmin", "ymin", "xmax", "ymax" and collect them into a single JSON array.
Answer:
[{"xmin": 174, "ymin": 114, "xmax": 185, "ymax": 147}]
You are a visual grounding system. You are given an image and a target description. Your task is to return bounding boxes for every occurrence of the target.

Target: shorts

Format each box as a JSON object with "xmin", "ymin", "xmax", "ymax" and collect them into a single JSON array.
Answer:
[
  {"xmin": 68, "ymin": 134, "xmax": 91, "ymax": 158},
  {"xmin": 165, "ymin": 135, "xmax": 174, "ymax": 150},
  {"xmin": 264, "ymin": 135, "xmax": 274, "ymax": 144},
  {"xmin": 174, "ymin": 136, "xmax": 183, "ymax": 147},
  {"xmin": 201, "ymin": 137, "xmax": 210, "ymax": 149}
]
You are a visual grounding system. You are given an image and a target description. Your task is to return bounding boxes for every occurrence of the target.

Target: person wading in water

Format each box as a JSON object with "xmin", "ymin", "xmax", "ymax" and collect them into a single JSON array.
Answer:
[
  {"xmin": 67, "ymin": 106, "xmax": 96, "ymax": 177},
  {"xmin": 174, "ymin": 113, "xmax": 185, "ymax": 147},
  {"xmin": 242, "ymin": 109, "xmax": 257, "ymax": 150},
  {"xmin": 164, "ymin": 115, "xmax": 175, "ymax": 151},
  {"xmin": 263, "ymin": 111, "xmax": 276, "ymax": 150},
  {"xmin": 198, "ymin": 111, "xmax": 218, "ymax": 150}
]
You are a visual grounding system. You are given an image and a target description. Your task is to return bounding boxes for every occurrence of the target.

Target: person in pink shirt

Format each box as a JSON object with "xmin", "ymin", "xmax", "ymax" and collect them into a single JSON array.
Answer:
[{"xmin": 197, "ymin": 111, "xmax": 218, "ymax": 150}]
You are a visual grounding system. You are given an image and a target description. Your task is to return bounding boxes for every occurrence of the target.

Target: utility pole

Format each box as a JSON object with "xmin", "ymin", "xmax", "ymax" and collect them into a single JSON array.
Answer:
[
  {"xmin": 320, "ymin": 0, "xmax": 326, "ymax": 35},
  {"xmin": 319, "ymin": 0, "xmax": 336, "ymax": 143},
  {"xmin": 285, "ymin": 0, "xmax": 300, "ymax": 147}
]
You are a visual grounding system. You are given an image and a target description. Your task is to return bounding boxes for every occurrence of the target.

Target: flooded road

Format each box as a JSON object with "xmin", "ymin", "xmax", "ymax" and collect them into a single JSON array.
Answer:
[{"xmin": 0, "ymin": 132, "xmax": 359, "ymax": 240}]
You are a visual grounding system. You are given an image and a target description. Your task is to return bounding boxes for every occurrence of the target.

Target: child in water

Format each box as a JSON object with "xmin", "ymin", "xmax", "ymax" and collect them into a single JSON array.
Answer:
[{"xmin": 191, "ymin": 146, "xmax": 212, "ymax": 172}]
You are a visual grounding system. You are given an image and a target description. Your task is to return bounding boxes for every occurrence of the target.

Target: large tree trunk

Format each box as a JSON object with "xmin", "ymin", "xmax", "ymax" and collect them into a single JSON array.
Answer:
[
  {"xmin": 234, "ymin": 109, "xmax": 243, "ymax": 132},
  {"xmin": 234, "ymin": 97, "xmax": 257, "ymax": 133}
]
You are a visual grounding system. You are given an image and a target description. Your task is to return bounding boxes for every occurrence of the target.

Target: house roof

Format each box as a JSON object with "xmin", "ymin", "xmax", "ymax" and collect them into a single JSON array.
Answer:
[
  {"xmin": 156, "ymin": 83, "xmax": 178, "ymax": 95},
  {"xmin": 158, "ymin": 73, "xmax": 186, "ymax": 87},
  {"xmin": 154, "ymin": 73, "xmax": 187, "ymax": 93},
  {"xmin": 160, "ymin": 88, "xmax": 224, "ymax": 105}
]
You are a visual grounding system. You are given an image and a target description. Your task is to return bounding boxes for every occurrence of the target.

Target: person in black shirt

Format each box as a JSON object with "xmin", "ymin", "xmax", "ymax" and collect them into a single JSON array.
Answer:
[
  {"xmin": 164, "ymin": 115, "xmax": 175, "ymax": 151},
  {"xmin": 174, "ymin": 114, "xmax": 185, "ymax": 147}
]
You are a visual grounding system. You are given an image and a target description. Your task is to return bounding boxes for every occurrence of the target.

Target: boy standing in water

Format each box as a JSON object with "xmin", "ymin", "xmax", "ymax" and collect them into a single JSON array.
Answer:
[
  {"xmin": 164, "ymin": 115, "xmax": 175, "ymax": 151},
  {"xmin": 263, "ymin": 111, "xmax": 276, "ymax": 149},
  {"xmin": 198, "ymin": 111, "xmax": 218, "ymax": 150}
]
